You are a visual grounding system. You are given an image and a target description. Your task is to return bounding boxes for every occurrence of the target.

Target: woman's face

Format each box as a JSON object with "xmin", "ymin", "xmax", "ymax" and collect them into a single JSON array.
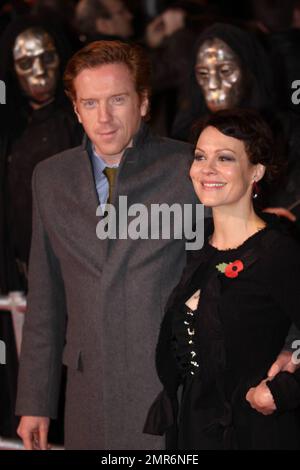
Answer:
[
  {"xmin": 195, "ymin": 38, "xmax": 243, "ymax": 112},
  {"xmin": 190, "ymin": 126, "xmax": 264, "ymax": 208}
]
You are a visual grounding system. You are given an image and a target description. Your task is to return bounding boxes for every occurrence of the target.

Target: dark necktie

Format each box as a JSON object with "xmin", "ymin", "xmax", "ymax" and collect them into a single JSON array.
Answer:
[{"xmin": 103, "ymin": 167, "xmax": 118, "ymax": 204}]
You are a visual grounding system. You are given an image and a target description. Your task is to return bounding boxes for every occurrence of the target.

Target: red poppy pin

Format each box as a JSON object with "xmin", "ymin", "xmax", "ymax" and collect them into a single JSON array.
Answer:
[{"xmin": 216, "ymin": 260, "xmax": 244, "ymax": 279}]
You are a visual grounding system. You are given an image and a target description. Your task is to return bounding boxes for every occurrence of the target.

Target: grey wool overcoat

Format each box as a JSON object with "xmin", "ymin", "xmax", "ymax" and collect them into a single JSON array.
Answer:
[{"xmin": 16, "ymin": 123, "xmax": 198, "ymax": 449}]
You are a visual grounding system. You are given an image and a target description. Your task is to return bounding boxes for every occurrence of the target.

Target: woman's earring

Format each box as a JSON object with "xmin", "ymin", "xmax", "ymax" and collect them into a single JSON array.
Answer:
[{"xmin": 252, "ymin": 181, "xmax": 259, "ymax": 199}]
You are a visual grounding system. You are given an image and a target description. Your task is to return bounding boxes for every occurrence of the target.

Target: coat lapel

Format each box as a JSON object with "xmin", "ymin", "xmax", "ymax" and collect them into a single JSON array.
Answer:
[{"xmin": 65, "ymin": 137, "xmax": 106, "ymax": 274}]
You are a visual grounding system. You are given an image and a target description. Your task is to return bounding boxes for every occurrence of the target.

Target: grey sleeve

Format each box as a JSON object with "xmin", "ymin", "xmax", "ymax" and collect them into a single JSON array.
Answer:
[{"xmin": 15, "ymin": 167, "xmax": 67, "ymax": 419}]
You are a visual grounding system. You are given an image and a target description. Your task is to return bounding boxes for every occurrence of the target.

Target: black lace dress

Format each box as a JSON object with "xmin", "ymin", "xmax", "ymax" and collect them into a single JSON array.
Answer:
[{"xmin": 145, "ymin": 221, "xmax": 300, "ymax": 449}]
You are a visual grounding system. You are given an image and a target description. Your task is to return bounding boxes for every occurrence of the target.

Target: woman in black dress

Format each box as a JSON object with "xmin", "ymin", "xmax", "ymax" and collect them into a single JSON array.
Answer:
[{"xmin": 145, "ymin": 108, "xmax": 300, "ymax": 449}]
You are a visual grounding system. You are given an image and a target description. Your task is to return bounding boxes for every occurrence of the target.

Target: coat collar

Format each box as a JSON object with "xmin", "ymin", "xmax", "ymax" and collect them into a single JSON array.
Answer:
[
  {"xmin": 120, "ymin": 121, "xmax": 152, "ymax": 167},
  {"xmin": 80, "ymin": 121, "xmax": 152, "ymax": 176}
]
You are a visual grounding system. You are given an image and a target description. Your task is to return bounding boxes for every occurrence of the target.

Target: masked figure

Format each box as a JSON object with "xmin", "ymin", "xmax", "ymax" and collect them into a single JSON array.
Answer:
[
  {"xmin": 13, "ymin": 27, "xmax": 59, "ymax": 106},
  {"xmin": 0, "ymin": 21, "xmax": 81, "ymax": 442},
  {"xmin": 195, "ymin": 38, "xmax": 243, "ymax": 113},
  {"xmin": 172, "ymin": 23, "xmax": 274, "ymax": 141},
  {"xmin": 0, "ymin": 23, "xmax": 82, "ymax": 280}
]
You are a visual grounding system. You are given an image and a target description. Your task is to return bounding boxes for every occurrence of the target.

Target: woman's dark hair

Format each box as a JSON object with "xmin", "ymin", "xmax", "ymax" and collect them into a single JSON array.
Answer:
[{"xmin": 192, "ymin": 108, "xmax": 283, "ymax": 184}]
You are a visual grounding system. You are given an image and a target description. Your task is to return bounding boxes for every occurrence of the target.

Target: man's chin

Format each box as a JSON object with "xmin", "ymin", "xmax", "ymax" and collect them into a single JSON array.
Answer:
[{"xmin": 94, "ymin": 143, "xmax": 124, "ymax": 159}]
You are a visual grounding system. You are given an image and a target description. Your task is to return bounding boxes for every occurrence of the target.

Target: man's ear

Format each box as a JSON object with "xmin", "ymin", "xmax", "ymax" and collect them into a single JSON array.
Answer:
[{"xmin": 73, "ymin": 102, "xmax": 82, "ymax": 123}]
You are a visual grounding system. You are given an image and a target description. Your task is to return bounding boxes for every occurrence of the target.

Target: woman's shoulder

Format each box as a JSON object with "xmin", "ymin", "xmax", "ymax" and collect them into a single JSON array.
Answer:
[
  {"xmin": 261, "ymin": 214, "xmax": 300, "ymax": 253},
  {"xmin": 259, "ymin": 218, "xmax": 300, "ymax": 274}
]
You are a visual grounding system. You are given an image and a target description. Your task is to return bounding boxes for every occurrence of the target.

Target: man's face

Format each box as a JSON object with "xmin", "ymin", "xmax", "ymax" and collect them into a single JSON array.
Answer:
[
  {"xmin": 13, "ymin": 27, "xmax": 59, "ymax": 104},
  {"xmin": 100, "ymin": 0, "xmax": 133, "ymax": 39},
  {"xmin": 74, "ymin": 63, "xmax": 148, "ymax": 164},
  {"xmin": 195, "ymin": 38, "xmax": 243, "ymax": 112}
]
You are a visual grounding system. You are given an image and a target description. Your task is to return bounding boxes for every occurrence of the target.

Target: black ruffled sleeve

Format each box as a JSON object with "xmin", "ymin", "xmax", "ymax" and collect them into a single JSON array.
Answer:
[
  {"xmin": 267, "ymin": 369, "xmax": 300, "ymax": 411},
  {"xmin": 264, "ymin": 233, "xmax": 300, "ymax": 411}
]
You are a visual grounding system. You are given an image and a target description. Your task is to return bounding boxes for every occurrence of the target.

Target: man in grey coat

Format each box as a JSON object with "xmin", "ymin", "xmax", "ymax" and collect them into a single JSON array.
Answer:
[{"xmin": 15, "ymin": 40, "xmax": 199, "ymax": 450}]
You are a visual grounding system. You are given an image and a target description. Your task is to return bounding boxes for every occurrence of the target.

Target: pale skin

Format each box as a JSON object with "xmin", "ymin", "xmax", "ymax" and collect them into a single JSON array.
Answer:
[
  {"xmin": 17, "ymin": 62, "xmax": 149, "ymax": 450},
  {"xmin": 190, "ymin": 126, "xmax": 297, "ymax": 416},
  {"xmin": 17, "ymin": 416, "xmax": 50, "ymax": 450},
  {"xmin": 73, "ymin": 63, "xmax": 148, "ymax": 166}
]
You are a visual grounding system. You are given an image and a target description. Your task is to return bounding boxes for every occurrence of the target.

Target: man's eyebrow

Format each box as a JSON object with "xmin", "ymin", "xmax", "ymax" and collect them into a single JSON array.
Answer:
[
  {"xmin": 111, "ymin": 92, "xmax": 129, "ymax": 97},
  {"xmin": 79, "ymin": 93, "xmax": 130, "ymax": 102},
  {"xmin": 80, "ymin": 98, "xmax": 97, "ymax": 102}
]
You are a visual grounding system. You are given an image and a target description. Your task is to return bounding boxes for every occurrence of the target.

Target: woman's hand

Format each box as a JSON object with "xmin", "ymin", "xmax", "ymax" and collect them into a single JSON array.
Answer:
[
  {"xmin": 268, "ymin": 350, "xmax": 298, "ymax": 378},
  {"xmin": 246, "ymin": 379, "xmax": 277, "ymax": 415}
]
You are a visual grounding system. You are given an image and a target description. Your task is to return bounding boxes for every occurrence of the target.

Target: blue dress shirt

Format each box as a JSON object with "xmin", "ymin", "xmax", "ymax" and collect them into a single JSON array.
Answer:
[{"xmin": 88, "ymin": 141, "xmax": 119, "ymax": 205}]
